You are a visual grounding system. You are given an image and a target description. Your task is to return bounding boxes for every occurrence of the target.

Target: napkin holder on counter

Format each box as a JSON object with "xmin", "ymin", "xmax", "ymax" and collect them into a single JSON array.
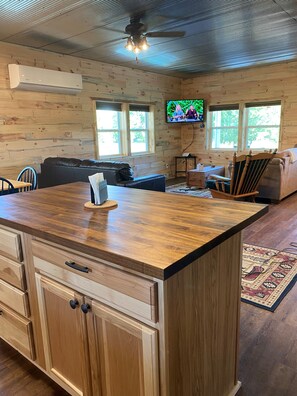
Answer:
[
  {"xmin": 90, "ymin": 180, "xmax": 108, "ymax": 205},
  {"xmin": 84, "ymin": 174, "xmax": 117, "ymax": 209}
]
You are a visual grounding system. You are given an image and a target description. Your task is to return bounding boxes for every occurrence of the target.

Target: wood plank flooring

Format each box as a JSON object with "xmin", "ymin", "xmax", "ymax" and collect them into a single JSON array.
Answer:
[
  {"xmin": 0, "ymin": 188, "xmax": 297, "ymax": 395},
  {"xmin": 0, "ymin": 340, "xmax": 68, "ymax": 395},
  {"xmin": 238, "ymin": 191, "xmax": 297, "ymax": 396}
]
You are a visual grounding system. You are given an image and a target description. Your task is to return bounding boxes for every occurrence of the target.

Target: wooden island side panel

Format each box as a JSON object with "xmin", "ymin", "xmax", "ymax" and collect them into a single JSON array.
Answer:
[{"xmin": 161, "ymin": 232, "xmax": 242, "ymax": 396}]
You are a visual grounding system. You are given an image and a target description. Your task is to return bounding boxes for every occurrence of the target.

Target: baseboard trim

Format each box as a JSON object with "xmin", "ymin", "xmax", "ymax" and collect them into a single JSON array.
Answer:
[{"xmin": 228, "ymin": 381, "xmax": 242, "ymax": 396}]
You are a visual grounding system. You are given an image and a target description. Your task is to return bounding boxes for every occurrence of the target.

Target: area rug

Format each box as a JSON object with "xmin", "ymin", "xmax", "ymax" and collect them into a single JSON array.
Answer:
[
  {"xmin": 166, "ymin": 183, "xmax": 212, "ymax": 198},
  {"xmin": 241, "ymin": 244, "xmax": 297, "ymax": 311}
]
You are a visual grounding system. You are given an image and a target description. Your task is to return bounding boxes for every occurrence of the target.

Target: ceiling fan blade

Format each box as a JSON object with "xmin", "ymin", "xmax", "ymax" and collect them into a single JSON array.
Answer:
[{"xmin": 145, "ymin": 31, "xmax": 185, "ymax": 38}]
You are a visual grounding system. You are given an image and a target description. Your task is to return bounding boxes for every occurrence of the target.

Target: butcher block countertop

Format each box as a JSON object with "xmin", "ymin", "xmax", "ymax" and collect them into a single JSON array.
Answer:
[{"xmin": 0, "ymin": 182, "xmax": 268, "ymax": 279}]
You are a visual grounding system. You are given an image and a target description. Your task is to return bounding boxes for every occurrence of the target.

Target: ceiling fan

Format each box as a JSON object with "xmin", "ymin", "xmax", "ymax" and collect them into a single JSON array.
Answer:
[{"xmin": 123, "ymin": 16, "xmax": 185, "ymax": 54}]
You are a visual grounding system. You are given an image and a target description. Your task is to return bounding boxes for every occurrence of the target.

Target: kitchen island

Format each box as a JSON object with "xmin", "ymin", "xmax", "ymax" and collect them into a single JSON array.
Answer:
[{"xmin": 0, "ymin": 182, "xmax": 268, "ymax": 396}]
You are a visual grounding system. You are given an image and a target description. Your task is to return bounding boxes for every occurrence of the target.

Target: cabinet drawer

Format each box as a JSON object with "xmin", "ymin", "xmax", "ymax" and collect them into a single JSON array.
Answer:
[
  {"xmin": 32, "ymin": 240, "xmax": 158, "ymax": 323},
  {"xmin": 0, "ymin": 279, "xmax": 30, "ymax": 317},
  {"xmin": 0, "ymin": 227, "xmax": 23, "ymax": 262},
  {"xmin": 0, "ymin": 254, "xmax": 26, "ymax": 290},
  {"xmin": 0, "ymin": 303, "xmax": 35, "ymax": 360}
]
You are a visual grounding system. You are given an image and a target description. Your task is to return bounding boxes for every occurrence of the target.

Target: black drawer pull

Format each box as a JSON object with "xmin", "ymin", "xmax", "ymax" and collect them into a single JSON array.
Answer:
[
  {"xmin": 69, "ymin": 299, "xmax": 79, "ymax": 309},
  {"xmin": 81, "ymin": 303, "xmax": 91, "ymax": 314},
  {"xmin": 65, "ymin": 260, "xmax": 89, "ymax": 273}
]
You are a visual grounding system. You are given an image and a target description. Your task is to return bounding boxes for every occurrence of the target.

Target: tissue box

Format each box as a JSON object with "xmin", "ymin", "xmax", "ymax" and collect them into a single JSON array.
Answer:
[{"xmin": 90, "ymin": 180, "xmax": 108, "ymax": 205}]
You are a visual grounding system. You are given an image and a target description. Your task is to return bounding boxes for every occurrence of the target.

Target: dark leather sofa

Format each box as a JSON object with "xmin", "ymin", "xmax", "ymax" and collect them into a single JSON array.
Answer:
[{"xmin": 38, "ymin": 157, "xmax": 166, "ymax": 192}]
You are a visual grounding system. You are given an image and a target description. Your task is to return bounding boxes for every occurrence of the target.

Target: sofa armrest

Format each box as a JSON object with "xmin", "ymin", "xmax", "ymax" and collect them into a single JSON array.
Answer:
[
  {"xmin": 257, "ymin": 158, "xmax": 284, "ymax": 201},
  {"xmin": 118, "ymin": 174, "xmax": 166, "ymax": 192}
]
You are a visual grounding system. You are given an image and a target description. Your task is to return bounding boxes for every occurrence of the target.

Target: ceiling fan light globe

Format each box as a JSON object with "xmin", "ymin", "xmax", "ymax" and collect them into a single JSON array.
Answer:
[
  {"xmin": 125, "ymin": 37, "xmax": 134, "ymax": 51},
  {"xmin": 140, "ymin": 37, "xmax": 149, "ymax": 50},
  {"xmin": 133, "ymin": 46, "xmax": 140, "ymax": 54}
]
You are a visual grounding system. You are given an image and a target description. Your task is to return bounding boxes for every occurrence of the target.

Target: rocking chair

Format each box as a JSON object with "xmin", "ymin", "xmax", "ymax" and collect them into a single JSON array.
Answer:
[{"xmin": 206, "ymin": 151, "xmax": 276, "ymax": 201}]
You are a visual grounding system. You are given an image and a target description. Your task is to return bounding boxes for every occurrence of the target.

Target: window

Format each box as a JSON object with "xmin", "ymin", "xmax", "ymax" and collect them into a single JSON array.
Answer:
[
  {"xmin": 96, "ymin": 101, "xmax": 154, "ymax": 157},
  {"xmin": 208, "ymin": 105, "xmax": 239, "ymax": 149},
  {"xmin": 208, "ymin": 101, "xmax": 281, "ymax": 151},
  {"xmin": 96, "ymin": 102, "xmax": 122, "ymax": 156},
  {"xmin": 244, "ymin": 102, "xmax": 281, "ymax": 149},
  {"xmin": 129, "ymin": 104, "xmax": 150, "ymax": 154}
]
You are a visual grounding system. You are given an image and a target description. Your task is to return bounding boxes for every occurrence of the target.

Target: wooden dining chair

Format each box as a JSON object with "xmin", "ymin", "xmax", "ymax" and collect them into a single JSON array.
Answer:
[
  {"xmin": 206, "ymin": 151, "xmax": 276, "ymax": 201},
  {"xmin": 17, "ymin": 166, "xmax": 38, "ymax": 192},
  {"xmin": 0, "ymin": 177, "xmax": 18, "ymax": 195}
]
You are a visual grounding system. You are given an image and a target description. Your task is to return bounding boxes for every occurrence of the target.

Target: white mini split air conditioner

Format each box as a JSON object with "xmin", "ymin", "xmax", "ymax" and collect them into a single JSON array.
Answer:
[{"xmin": 8, "ymin": 64, "xmax": 82, "ymax": 95}]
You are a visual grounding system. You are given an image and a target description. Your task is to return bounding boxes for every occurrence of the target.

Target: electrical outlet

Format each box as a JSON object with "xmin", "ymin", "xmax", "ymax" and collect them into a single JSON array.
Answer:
[{"xmin": 165, "ymin": 163, "xmax": 169, "ymax": 168}]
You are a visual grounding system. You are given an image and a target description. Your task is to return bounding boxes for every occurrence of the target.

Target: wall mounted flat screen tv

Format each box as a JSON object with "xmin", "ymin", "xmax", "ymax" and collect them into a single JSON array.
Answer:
[{"xmin": 166, "ymin": 99, "xmax": 205, "ymax": 123}]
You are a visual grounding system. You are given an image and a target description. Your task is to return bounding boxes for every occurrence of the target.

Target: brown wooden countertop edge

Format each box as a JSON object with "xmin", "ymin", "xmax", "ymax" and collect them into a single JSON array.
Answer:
[
  {"xmin": 163, "ymin": 204, "xmax": 268, "ymax": 279},
  {"xmin": 0, "ymin": 205, "xmax": 268, "ymax": 281}
]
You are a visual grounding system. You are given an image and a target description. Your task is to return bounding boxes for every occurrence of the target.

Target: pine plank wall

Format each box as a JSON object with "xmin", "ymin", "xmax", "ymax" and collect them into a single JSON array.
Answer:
[
  {"xmin": 0, "ymin": 42, "xmax": 181, "ymax": 179},
  {"xmin": 181, "ymin": 61, "xmax": 297, "ymax": 167},
  {"xmin": 1, "ymin": 40, "xmax": 297, "ymax": 180}
]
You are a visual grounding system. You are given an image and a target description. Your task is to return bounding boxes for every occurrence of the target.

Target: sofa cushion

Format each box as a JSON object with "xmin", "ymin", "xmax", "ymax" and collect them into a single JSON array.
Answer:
[
  {"xmin": 80, "ymin": 160, "xmax": 133, "ymax": 180},
  {"xmin": 43, "ymin": 157, "xmax": 134, "ymax": 181},
  {"xmin": 44, "ymin": 157, "xmax": 82, "ymax": 167}
]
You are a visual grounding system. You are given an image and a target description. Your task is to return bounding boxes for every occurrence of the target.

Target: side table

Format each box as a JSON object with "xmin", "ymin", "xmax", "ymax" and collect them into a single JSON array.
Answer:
[
  {"xmin": 187, "ymin": 165, "xmax": 225, "ymax": 188},
  {"xmin": 175, "ymin": 156, "xmax": 197, "ymax": 178}
]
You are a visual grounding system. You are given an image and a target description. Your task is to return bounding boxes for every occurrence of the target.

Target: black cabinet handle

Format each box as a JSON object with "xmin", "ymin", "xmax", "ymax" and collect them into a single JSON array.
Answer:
[
  {"xmin": 65, "ymin": 260, "xmax": 89, "ymax": 273},
  {"xmin": 81, "ymin": 303, "xmax": 91, "ymax": 314},
  {"xmin": 69, "ymin": 299, "xmax": 79, "ymax": 309}
]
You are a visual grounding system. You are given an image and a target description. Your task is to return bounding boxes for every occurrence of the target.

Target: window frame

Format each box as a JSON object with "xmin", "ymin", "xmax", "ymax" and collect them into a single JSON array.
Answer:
[
  {"xmin": 242, "ymin": 102, "xmax": 282, "ymax": 150},
  {"xmin": 207, "ymin": 100, "xmax": 282, "ymax": 152},
  {"xmin": 95, "ymin": 100, "xmax": 155, "ymax": 158},
  {"xmin": 96, "ymin": 110, "xmax": 122, "ymax": 157},
  {"xmin": 129, "ymin": 104, "xmax": 150, "ymax": 155},
  {"xmin": 207, "ymin": 104, "xmax": 240, "ymax": 151}
]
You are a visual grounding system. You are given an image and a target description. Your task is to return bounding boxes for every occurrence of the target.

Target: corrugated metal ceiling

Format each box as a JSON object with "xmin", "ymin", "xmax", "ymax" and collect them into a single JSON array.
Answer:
[{"xmin": 0, "ymin": 0, "xmax": 297, "ymax": 77}]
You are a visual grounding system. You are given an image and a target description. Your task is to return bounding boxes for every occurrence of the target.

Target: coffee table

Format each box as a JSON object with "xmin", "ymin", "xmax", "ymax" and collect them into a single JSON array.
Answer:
[{"xmin": 187, "ymin": 165, "xmax": 225, "ymax": 188}]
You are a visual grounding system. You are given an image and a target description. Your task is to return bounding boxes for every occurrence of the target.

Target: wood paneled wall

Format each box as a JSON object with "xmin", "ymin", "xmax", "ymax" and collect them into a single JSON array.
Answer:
[
  {"xmin": 0, "ymin": 42, "xmax": 181, "ymax": 179},
  {"xmin": 181, "ymin": 61, "xmax": 297, "ymax": 167},
  {"xmin": 2, "ymin": 40, "xmax": 297, "ymax": 181}
]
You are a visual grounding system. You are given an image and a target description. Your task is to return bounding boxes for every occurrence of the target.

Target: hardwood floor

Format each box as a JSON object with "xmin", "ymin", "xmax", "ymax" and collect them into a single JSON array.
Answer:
[
  {"xmin": 0, "ymin": 340, "xmax": 68, "ymax": 395},
  {"xmin": 238, "ymin": 191, "xmax": 297, "ymax": 396},
  {"xmin": 0, "ymin": 189, "xmax": 297, "ymax": 395}
]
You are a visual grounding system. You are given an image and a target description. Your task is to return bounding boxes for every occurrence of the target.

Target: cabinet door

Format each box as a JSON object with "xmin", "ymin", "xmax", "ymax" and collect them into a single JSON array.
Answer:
[
  {"xmin": 87, "ymin": 299, "xmax": 159, "ymax": 396},
  {"xmin": 35, "ymin": 274, "xmax": 91, "ymax": 396}
]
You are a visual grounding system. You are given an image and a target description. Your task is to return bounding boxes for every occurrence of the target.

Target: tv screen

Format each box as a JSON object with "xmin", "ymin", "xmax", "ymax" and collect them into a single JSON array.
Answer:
[{"xmin": 166, "ymin": 99, "xmax": 204, "ymax": 123}]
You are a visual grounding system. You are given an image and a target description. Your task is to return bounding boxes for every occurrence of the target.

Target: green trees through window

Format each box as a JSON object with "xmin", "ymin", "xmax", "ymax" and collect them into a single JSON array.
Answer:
[
  {"xmin": 129, "ymin": 110, "xmax": 149, "ymax": 153},
  {"xmin": 208, "ymin": 102, "xmax": 281, "ymax": 150},
  {"xmin": 245, "ymin": 105, "xmax": 281, "ymax": 149},
  {"xmin": 95, "ymin": 102, "xmax": 154, "ymax": 157},
  {"xmin": 211, "ymin": 109, "xmax": 239, "ymax": 148}
]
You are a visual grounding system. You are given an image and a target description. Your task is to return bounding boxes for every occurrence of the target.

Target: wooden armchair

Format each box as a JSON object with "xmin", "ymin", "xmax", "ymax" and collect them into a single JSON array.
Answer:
[{"xmin": 206, "ymin": 151, "xmax": 276, "ymax": 201}]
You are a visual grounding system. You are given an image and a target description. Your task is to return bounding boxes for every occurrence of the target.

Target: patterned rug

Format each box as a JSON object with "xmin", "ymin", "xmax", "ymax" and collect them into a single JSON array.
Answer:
[
  {"xmin": 241, "ymin": 244, "xmax": 297, "ymax": 311},
  {"xmin": 166, "ymin": 183, "xmax": 212, "ymax": 198}
]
